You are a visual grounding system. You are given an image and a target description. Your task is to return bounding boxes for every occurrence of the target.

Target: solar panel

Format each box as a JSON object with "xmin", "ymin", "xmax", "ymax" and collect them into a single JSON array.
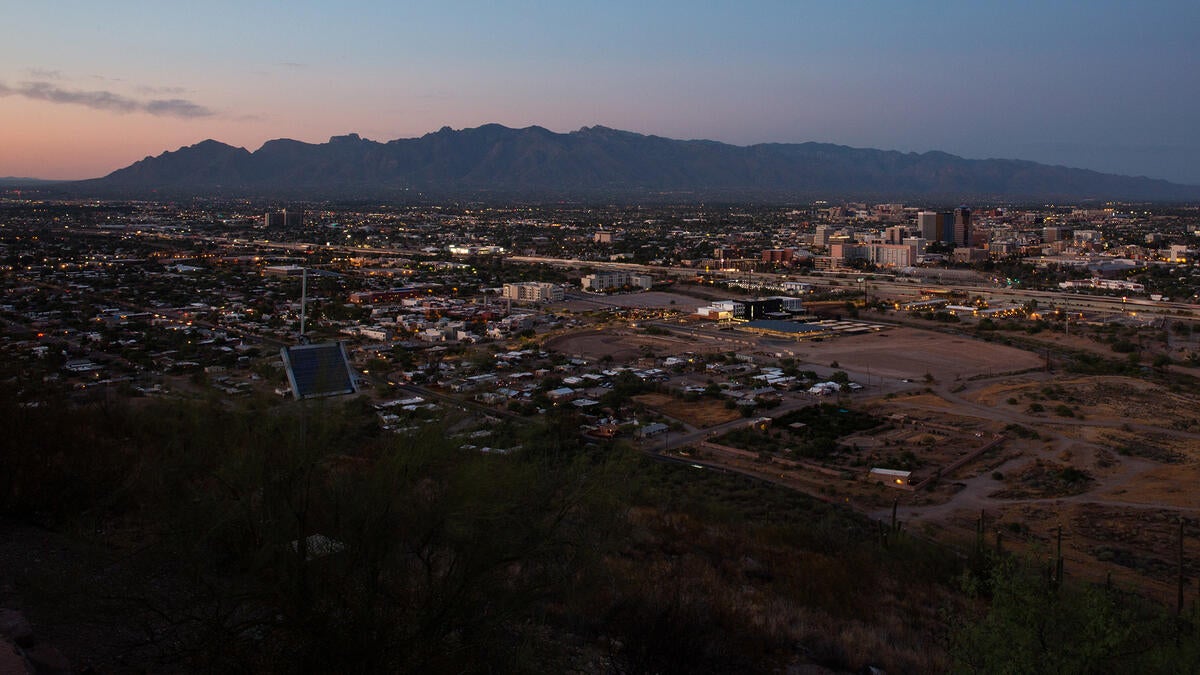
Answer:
[{"xmin": 280, "ymin": 342, "xmax": 358, "ymax": 399}]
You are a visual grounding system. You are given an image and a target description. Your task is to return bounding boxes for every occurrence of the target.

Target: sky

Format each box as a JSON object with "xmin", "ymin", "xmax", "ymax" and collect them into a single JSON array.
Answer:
[{"xmin": 2, "ymin": 1, "xmax": 1198, "ymax": 183}]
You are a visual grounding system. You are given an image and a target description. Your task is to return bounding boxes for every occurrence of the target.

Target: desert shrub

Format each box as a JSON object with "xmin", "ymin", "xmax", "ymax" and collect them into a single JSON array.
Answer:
[
  {"xmin": 1111, "ymin": 340, "xmax": 1138, "ymax": 353},
  {"xmin": 953, "ymin": 557, "xmax": 1200, "ymax": 673}
]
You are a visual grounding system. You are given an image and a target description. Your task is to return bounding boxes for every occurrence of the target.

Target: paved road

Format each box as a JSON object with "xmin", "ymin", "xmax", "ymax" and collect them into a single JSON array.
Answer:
[{"xmin": 509, "ymin": 254, "xmax": 1200, "ymax": 320}]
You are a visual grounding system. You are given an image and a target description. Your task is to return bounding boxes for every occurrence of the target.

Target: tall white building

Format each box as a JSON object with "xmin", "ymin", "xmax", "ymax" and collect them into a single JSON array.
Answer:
[
  {"xmin": 813, "ymin": 225, "xmax": 831, "ymax": 247},
  {"xmin": 867, "ymin": 243, "xmax": 917, "ymax": 267}
]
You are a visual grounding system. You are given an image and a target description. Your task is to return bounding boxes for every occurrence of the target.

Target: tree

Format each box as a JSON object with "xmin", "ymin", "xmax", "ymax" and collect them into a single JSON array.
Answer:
[{"xmin": 952, "ymin": 556, "xmax": 1200, "ymax": 674}]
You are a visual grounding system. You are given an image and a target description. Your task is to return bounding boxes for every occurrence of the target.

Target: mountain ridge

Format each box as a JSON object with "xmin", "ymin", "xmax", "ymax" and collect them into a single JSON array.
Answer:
[{"xmin": 69, "ymin": 124, "xmax": 1200, "ymax": 202}]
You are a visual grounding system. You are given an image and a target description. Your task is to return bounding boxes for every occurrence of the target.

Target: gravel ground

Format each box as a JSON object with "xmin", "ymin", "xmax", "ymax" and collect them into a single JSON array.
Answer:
[{"xmin": 0, "ymin": 518, "xmax": 167, "ymax": 671}]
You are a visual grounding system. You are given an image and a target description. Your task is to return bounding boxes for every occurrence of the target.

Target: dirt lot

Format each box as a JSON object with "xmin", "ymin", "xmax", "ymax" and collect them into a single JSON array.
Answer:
[
  {"xmin": 633, "ymin": 392, "xmax": 742, "ymax": 428},
  {"xmin": 860, "ymin": 371, "xmax": 1200, "ymax": 599},
  {"xmin": 785, "ymin": 327, "xmax": 1045, "ymax": 381},
  {"xmin": 966, "ymin": 375, "xmax": 1200, "ymax": 431},
  {"xmin": 552, "ymin": 291, "xmax": 709, "ymax": 313},
  {"xmin": 546, "ymin": 328, "xmax": 726, "ymax": 362}
]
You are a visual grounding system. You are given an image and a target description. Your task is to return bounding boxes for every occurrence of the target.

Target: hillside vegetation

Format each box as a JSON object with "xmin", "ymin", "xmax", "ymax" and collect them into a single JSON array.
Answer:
[{"xmin": 2, "ymin": 391, "xmax": 1198, "ymax": 672}]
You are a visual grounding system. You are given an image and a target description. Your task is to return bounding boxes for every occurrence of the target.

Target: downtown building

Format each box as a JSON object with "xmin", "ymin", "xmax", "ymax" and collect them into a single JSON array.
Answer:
[
  {"xmin": 696, "ymin": 297, "xmax": 804, "ymax": 321},
  {"xmin": 917, "ymin": 207, "xmax": 971, "ymax": 246},
  {"xmin": 580, "ymin": 271, "xmax": 653, "ymax": 292},
  {"xmin": 830, "ymin": 242, "xmax": 918, "ymax": 268},
  {"xmin": 761, "ymin": 248, "xmax": 797, "ymax": 264},
  {"xmin": 501, "ymin": 282, "xmax": 564, "ymax": 303},
  {"xmin": 264, "ymin": 208, "xmax": 304, "ymax": 228}
]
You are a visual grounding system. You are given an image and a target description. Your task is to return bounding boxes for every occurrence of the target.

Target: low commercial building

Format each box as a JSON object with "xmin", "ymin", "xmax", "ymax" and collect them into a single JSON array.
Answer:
[
  {"xmin": 1058, "ymin": 278, "xmax": 1145, "ymax": 293},
  {"xmin": 696, "ymin": 300, "xmax": 737, "ymax": 320},
  {"xmin": 502, "ymin": 282, "xmax": 564, "ymax": 303},
  {"xmin": 581, "ymin": 271, "xmax": 653, "ymax": 292},
  {"xmin": 349, "ymin": 287, "xmax": 428, "ymax": 304},
  {"xmin": 869, "ymin": 243, "xmax": 918, "ymax": 267},
  {"xmin": 697, "ymin": 297, "xmax": 803, "ymax": 321},
  {"xmin": 869, "ymin": 467, "xmax": 912, "ymax": 486},
  {"xmin": 263, "ymin": 265, "xmax": 305, "ymax": 277},
  {"xmin": 952, "ymin": 247, "xmax": 990, "ymax": 264},
  {"xmin": 761, "ymin": 248, "xmax": 796, "ymax": 264}
]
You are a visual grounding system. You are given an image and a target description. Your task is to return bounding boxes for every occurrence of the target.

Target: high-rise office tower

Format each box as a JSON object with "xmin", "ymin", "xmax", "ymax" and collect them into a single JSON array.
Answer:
[
  {"xmin": 918, "ymin": 211, "xmax": 956, "ymax": 244},
  {"xmin": 813, "ymin": 225, "xmax": 831, "ymax": 247},
  {"xmin": 954, "ymin": 206, "xmax": 972, "ymax": 247},
  {"xmin": 265, "ymin": 208, "xmax": 304, "ymax": 228},
  {"xmin": 918, "ymin": 212, "xmax": 938, "ymax": 241}
]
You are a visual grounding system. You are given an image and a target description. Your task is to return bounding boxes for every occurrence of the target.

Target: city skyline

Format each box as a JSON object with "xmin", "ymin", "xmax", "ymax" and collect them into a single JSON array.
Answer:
[{"xmin": 3, "ymin": 1, "xmax": 1198, "ymax": 183}]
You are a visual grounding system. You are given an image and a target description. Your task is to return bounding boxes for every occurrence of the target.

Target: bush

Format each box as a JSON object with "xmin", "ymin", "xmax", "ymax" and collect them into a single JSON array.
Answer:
[
  {"xmin": 1111, "ymin": 340, "xmax": 1137, "ymax": 353},
  {"xmin": 1003, "ymin": 424, "xmax": 1040, "ymax": 440},
  {"xmin": 952, "ymin": 557, "xmax": 1200, "ymax": 673}
]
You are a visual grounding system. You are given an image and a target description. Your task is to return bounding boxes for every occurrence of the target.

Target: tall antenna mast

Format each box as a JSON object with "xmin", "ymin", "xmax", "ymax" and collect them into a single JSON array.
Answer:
[{"xmin": 299, "ymin": 267, "xmax": 308, "ymax": 342}]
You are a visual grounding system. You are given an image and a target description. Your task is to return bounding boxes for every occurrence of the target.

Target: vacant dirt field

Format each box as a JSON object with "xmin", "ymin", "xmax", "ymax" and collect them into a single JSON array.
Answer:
[
  {"xmin": 553, "ymin": 291, "xmax": 708, "ymax": 313},
  {"xmin": 859, "ymin": 364, "xmax": 1200, "ymax": 600},
  {"xmin": 787, "ymin": 327, "xmax": 1045, "ymax": 381},
  {"xmin": 633, "ymin": 392, "xmax": 742, "ymax": 428},
  {"xmin": 547, "ymin": 328, "xmax": 725, "ymax": 362}
]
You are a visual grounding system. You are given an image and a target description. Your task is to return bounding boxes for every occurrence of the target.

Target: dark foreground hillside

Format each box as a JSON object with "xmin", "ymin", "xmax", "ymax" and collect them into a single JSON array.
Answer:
[{"xmin": 1, "ymin": 391, "xmax": 1198, "ymax": 673}]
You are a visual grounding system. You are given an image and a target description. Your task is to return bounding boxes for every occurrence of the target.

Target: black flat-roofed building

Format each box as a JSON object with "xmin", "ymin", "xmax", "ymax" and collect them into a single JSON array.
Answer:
[{"xmin": 733, "ymin": 298, "xmax": 784, "ymax": 321}]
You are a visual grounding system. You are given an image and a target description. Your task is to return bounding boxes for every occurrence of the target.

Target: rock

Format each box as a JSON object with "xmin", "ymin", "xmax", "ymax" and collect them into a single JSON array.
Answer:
[
  {"xmin": 22, "ymin": 644, "xmax": 70, "ymax": 675},
  {"xmin": 0, "ymin": 610, "xmax": 33, "ymax": 647},
  {"xmin": 0, "ymin": 640, "xmax": 32, "ymax": 674}
]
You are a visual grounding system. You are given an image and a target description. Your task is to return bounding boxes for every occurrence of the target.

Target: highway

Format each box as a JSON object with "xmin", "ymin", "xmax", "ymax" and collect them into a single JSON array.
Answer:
[{"xmin": 508, "ymin": 254, "xmax": 1200, "ymax": 321}]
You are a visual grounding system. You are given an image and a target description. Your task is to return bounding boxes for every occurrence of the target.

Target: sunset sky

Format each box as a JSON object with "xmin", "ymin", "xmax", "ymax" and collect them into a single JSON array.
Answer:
[{"xmin": 3, "ymin": 1, "xmax": 1198, "ymax": 183}]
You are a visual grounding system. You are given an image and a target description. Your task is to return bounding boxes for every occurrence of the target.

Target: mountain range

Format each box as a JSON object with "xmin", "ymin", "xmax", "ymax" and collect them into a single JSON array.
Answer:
[{"xmin": 70, "ymin": 124, "xmax": 1200, "ymax": 202}]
